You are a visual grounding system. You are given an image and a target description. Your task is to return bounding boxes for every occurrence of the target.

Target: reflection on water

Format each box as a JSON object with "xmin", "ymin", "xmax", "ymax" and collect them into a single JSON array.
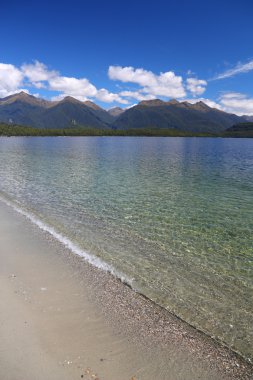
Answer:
[{"xmin": 0, "ymin": 136, "xmax": 252, "ymax": 360}]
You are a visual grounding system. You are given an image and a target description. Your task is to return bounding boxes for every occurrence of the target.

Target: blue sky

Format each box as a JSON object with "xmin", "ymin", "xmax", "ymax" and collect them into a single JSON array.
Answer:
[{"xmin": 1, "ymin": 0, "xmax": 253, "ymax": 114}]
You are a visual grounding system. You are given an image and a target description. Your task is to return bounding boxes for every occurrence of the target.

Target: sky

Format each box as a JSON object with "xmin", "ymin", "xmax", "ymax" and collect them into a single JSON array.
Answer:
[{"xmin": 1, "ymin": 0, "xmax": 253, "ymax": 115}]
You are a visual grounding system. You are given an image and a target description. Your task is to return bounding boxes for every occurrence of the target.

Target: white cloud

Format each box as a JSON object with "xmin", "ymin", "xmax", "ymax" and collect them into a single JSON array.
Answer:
[
  {"xmin": 108, "ymin": 65, "xmax": 186, "ymax": 98},
  {"xmin": 49, "ymin": 76, "xmax": 128, "ymax": 104},
  {"xmin": 119, "ymin": 90, "xmax": 155, "ymax": 101},
  {"xmin": 213, "ymin": 59, "xmax": 253, "ymax": 80},
  {"xmin": 49, "ymin": 74, "xmax": 129, "ymax": 104},
  {"xmin": 21, "ymin": 61, "xmax": 58, "ymax": 88},
  {"xmin": 219, "ymin": 92, "xmax": 253, "ymax": 115},
  {"xmin": 96, "ymin": 89, "xmax": 128, "ymax": 104},
  {"xmin": 220, "ymin": 92, "xmax": 244, "ymax": 100},
  {"xmin": 186, "ymin": 78, "xmax": 207, "ymax": 96},
  {"xmin": 0, "ymin": 60, "xmax": 128, "ymax": 105},
  {"xmin": 0, "ymin": 63, "xmax": 24, "ymax": 98},
  {"xmin": 21, "ymin": 60, "xmax": 101, "ymax": 101},
  {"xmin": 108, "ymin": 66, "xmax": 157, "ymax": 86},
  {"xmin": 49, "ymin": 76, "xmax": 97, "ymax": 101}
]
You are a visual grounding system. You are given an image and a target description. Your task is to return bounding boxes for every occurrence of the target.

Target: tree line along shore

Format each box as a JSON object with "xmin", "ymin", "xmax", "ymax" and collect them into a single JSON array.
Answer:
[{"xmin": 0, "ymin": 122, "xmax": 252, "ymax": 138}]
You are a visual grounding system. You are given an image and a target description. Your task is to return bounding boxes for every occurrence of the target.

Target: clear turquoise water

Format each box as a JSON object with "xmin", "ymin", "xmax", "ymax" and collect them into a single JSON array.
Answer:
[{"xmin": 0, "ymin": 136, "xmax": 252, "ymax": 359}]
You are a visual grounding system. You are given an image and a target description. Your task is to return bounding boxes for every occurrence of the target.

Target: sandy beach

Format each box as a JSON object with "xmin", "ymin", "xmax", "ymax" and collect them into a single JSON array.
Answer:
[{"xmin": 0, "ymin": 199, "xmax": 252, "ymax": 380}]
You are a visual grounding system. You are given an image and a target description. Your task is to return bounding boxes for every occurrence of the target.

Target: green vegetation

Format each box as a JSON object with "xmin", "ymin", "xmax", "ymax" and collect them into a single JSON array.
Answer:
[
  {"xmin": 0, "ymin": 123, "xmax": 215, "ymax": 137},
  {"xmin": 222, "ymin": 122, "xmax": 253, "ymax": 138},
  {"xmin": 0, "ymin": 122, "xmax": 252, "ymax": 138}
]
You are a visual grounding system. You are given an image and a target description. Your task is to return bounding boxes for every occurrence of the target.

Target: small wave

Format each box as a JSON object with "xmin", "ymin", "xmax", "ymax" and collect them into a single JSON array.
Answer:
[{"xmin": 0, "ymin": 195, "xmax": 134, "ymax": 287}]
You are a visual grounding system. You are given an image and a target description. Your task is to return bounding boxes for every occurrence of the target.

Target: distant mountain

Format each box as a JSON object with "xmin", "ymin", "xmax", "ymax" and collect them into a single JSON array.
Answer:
[
  {"xmin": 37, "ymin": 97, "xmax": 111, "ymax": 129},
  {"xmin": 0, "ymin": 93, "xmax": 109, "ymax": 129},
  {"xmin": 84, "ymin": 100, "xmax": 114, "ymax": 124},
  {"xmin": 111, "ymin": 99, "xmax": 245, "ymax": 133},
  {"xmin": 0, "ymin": 92, "xmax": 246, "ymax": 132},
  {"xmin": 243, "ymin": 115, "xmax": 253, "ymax": 122},
  {"xmin": 108, "ymin": 107, "xmax": 125, "ymax": 117},
  {"xmin": 0, "ymin": 91, "xmax": 54, "ymax": 108},
  {"xmin": 0, "ymin": 92, "xmax": 52, "ymax": 128}
]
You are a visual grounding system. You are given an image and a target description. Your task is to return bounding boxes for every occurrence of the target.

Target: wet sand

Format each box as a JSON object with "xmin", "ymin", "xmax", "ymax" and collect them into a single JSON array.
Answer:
[{"xmin": 0, "ymin": 199, "xmax": 252, "ymax": 380}]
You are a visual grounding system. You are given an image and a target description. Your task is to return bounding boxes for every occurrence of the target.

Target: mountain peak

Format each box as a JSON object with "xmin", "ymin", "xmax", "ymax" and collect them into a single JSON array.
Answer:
[
  {"xmin": 108, "ymin": 106, "xmax": 124, "ymax": 117},
  {"xmin": 3, "ymin": 91, "xmax": 32, "ymax": 100},
  {"xmin": 19, "ymin": 91, "xmax": 29, "ymax": 96},
  {"xmin": 16, "ymin": 91, "xmax": 40, "ymax": 101},
  {"xmin": 193, "ymin": 101, "xmax": 211, "ymax": 111},
  {"xmin": 60, "ymin": 96, "xmax": 83, "ymax": 104},
  {"xmin": 0, "ymin": 91, "xmax": 45, "ymax": 106},
  {"xmin": 168, "ymin": 99, "xmax": 179, "ymax": 105},
  {"xmin": 198, "ymin": 100, "xmax": 209, "ymax": 106},
  {"xmin": 139, "ymin": 99, "xmax": 165, "ymax": 106}
]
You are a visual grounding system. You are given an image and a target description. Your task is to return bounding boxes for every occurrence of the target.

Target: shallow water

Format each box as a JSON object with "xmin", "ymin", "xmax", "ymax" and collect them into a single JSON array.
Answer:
[
  {"xmin": 0, "ymin": 136, "xmax": 252, "ymax": 359},
  {"xmin": 0, "ymin": 201, "xmax": 226, "ymax": 380}
]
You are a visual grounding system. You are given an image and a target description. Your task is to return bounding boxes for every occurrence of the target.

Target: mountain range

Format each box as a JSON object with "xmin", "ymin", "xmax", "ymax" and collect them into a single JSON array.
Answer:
[
  {"xmin": 243, "ymin": 115, "xmax": 253, "ymax": 122},
  {"xmin": 0, "ymin": 92, "xmax": 247, "ymax": 133}
]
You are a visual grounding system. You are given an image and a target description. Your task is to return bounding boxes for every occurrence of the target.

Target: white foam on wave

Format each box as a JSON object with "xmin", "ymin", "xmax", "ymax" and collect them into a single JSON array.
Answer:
[{"xmin": 0, "ymin": 195, "xmax": 134, "ymax": 287}]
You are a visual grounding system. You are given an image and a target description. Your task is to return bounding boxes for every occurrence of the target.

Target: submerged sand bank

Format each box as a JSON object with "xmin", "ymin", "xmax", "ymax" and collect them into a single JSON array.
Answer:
[{"xmin": 0, "ymin": 199, "xmax": 252, "ymax": 380}]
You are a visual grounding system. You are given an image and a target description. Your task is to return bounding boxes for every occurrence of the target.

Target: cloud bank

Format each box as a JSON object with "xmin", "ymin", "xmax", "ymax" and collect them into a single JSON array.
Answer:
[
  {"xmin": 0, "ymin": 61, "xmax": 207, "ymax": 105},
  {"xmin": 219, "ymin": 92, "xmax": 253, "ymax": 116},
  {"xmin": 108, "ymin": 65, "xmax": 186, "ymax": 99},
  {"xmin": 0, "ymin": 61, "xmax": 127, "ymax": 104},
  {"xmin": 0, "ymin": 60, "xmax": 253, "ymax": 115},
  {"xmin": 0, "ymin": 61, "xmax": 197, "ymax": 104}
]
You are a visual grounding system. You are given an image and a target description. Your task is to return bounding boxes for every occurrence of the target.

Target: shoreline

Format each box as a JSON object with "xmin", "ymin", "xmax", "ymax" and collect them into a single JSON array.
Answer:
[{"xmin": 0, "ymin": 199, "xmax": 252, "ymax": 379}]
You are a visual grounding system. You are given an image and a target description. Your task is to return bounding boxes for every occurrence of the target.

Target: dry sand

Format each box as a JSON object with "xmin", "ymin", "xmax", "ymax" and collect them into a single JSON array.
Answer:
[{"xmin": 0, "ymin": 199, "xmax": 252, "ymax": 380}]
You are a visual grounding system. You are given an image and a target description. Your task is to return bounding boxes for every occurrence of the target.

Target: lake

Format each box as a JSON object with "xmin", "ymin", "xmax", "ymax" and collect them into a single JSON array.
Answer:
[{"xmin": 0, "ymin": 136, "xmax": 252, "ymax": 360}]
